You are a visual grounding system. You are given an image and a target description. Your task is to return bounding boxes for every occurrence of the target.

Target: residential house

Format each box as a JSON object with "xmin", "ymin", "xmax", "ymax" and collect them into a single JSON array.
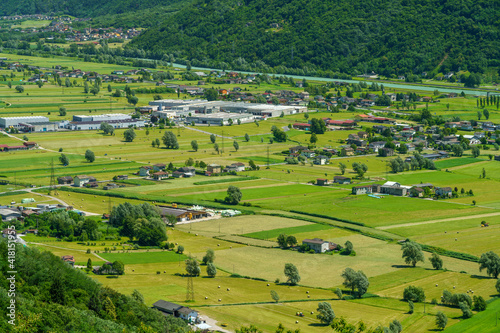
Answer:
[
  {"xmin": 302, "ymin": 238, "xmax": 330, "ymax": 253},
  {"xmin": 313, "ymin": 155, "xmax": 329, "ymax": 165},
  {"xmin": 333, "ymin": 176, "xmax": 351, "ymax": 184},
  {"xmin": 300, "ymin": 150, "xmax": 315, "ymax": 159},
  {"xmin": 289, "ymin": 146, "xmax": 308, "ymax": 154},
  {"xmin": 152, "ymin": 171, "xmax": 169, "ymax": 180},
  {"xmin": 358, "ymin": 131, "xmax": 368, "ymax": 139},
  {"xmin": 177, "ymin": 307, "xmax": 198, "ymax": 322},
  {"xmin": 172, "ymin": 171, "xmax": 184, "ymax": 178},
  {"xmin": 61, "ymin": 255, "xmax": 75, "ymax": 267},
  {"xmin": 368, "ymin": 141, "xmax": 386, "ymax": 152},
  {"xmin": 352, "ymin": 185, "xmax": 373, "ymax": 195},
  {"xmin": 153, "ymin": 163, "xmax": 166, "ymax": 172},
  {"xmin": 177, "ymin": 167, "xmax": 196, "ymax": 177},
  {"xmin": 74, "ymin": 175, "xmax": 96, "ymax": 187},
  {"xmin": 207, "ymin": 164, "xmax": 222, "ymax": 174},
  {"xmin": 23, "ymin": 141, "xmax": 37, "ymax": 149},
  {"xmin": 410, "ymin": 187, "xmax": 424, "ymax": 197},
  {"xmin": 435, "ymin": 187, "xmax": 452, "ymax": 197},
  {"xmin": 293, "ymin": 123, "xmax": 310, "ymax": 130},
  {"xmin": 139, "ymin": 166, "xmax": 153, "ymax": 177},
  {"xmin": 116, "ymin": 175, "xmax": 128, "ymax": 180}
]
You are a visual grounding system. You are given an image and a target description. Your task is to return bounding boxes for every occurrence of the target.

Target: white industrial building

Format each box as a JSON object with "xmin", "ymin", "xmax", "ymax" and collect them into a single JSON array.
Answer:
[
  {"xmin": 67, "ymin": 118, "xmax": 145, "ymax": 130},
  {"xmin": 149, "ymin": 99, "xmax": 307, "ymax": 124},
  {"xmin": 0, "ymin": 116, "xmax": 50, "ymax": 128},
  {"xmin": 72, "ymin": 113, "xmax": 131, "ymax": 122},
  {"xmin": 186, "ymin": 112, "xmax": 255, "ymax": 125}
]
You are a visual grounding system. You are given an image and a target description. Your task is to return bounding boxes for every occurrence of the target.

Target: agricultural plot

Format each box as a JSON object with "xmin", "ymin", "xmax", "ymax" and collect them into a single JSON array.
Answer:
[
  {"xmin": 375, "ymin": 271, "xmax": 499, "ymax": 304},
  {"xmin": 213, "ymin": 236, "xmax": 482, "ymax": 288},
  {"xmin": 176, "ymin": 215, "xmax": 313, "ymax": 238},
  {"xmin": 444, "ymin": 297, "xmax": 500, "ymax": 333},
  {"xmin": 242, "ymin": 223, "xmax": 336, "ymax": 240},
  {"xmin": 100, "ymin": 251, "xmax": 188, "ymax": 265}
]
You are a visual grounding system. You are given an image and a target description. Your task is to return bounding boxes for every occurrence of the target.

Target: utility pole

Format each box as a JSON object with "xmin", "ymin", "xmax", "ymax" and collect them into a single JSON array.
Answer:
[
  {"xmin": 221, "ymin": 129, "xmax": 224, "ymax": 156},
  {"xmin": 267, "ymin": 146, "xmax": 270, "ymax": 169}
]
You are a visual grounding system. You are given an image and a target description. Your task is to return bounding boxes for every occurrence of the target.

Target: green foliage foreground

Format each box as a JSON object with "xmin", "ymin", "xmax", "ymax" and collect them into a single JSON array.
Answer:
[{"xmin": 0, "ymin": 240, "xmax": 189, "ymax": 332}]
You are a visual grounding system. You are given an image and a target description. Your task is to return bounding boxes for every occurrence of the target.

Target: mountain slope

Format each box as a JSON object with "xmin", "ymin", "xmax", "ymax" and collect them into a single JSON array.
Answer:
[
  {"xmin": 129, "ymin": 0, "xmax": 500, "ymax": 76},
  {"xmin": 0, "ymin": 0, "xmax": 185, "ymax": 18}
]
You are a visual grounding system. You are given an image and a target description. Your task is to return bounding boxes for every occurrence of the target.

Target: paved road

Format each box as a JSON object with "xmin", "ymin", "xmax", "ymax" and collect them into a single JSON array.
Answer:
[{"xmin": 182, "ymin": 126, "xmax": 233, "ymax": 139}]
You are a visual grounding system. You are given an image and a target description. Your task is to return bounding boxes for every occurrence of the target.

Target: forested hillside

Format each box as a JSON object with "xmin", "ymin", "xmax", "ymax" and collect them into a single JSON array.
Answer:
[
  {"xmin": 0, "ymin": 240, "xmax": 189, "ymax": 333},
  {"xmin": 0, "ymin": 0, "xmax": 184, "ymax": 18},
  {"xmin": 129, "ymin": 0, "xmax": 500, "ymax": 77}
]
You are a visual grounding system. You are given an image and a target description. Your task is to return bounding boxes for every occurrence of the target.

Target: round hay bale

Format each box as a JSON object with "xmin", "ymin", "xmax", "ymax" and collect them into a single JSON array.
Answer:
[
  {"xmin": 267, "ymin": 284, "xmax": 270, "ymax": 286},
  {"xmin": 295, "ymin": 321, "xmax": 298, "ymax": 324},
  {"xmin": 218, "ymin": 286, "xmax": 221, "ymax": 288},
  {"xmin": 306, "ymin": 291, "xmax": 309, "ymax": 294},
  {"xmin": 453, "ymin": 286, "xmax": 456, "ymax": 289},
  {"xmin": 205, "ymin": 297, "xmax": 208, "ymax": 299},
  {"xmin": 311, "ymin": 311, "xmax": 314, "ymax": 314},
  {"xmin": 307, "ymin": 295, "xmax": 310, "ymax": 298},
  {"xmin": 218, "ymin": 299, "xmax": 221, "ymax": 302},
  {"xmin": 217, "ymin": 244, "xmax": 220, "ymax": 246},
  {"xmin": 436, "ymin": 284, "xmax": 438, "ymax": 287},
  {"xmin": 227, "ymin": 288, "xmax": 230, "ymax": 291},
  {"xmin": 195, "ymin": 234, "xmax": 198, "ymax": 236}
]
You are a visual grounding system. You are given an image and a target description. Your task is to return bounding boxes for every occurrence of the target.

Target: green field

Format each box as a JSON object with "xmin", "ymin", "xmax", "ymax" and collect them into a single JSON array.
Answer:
[
  {"xmin": 435, "ymin": 157, "xmax": 484, "ymax": 169},
  {"xmin": 242, "ymin": 223, "xmax": 334, "ymax": 240},
  {"xmin": 100, "ymin": 251, "xmax": 188, "ymax": 265}
]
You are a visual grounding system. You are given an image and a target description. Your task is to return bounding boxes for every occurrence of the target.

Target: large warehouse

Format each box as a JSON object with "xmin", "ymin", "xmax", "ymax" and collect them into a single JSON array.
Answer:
[
  {"xmin": 186, "ymin": 112, "xmax": 255, "ymax": 125},
  {"xmin": 0, "ymin": 116, "xmax": 50, "ymax": 128},
  {"xmin": 149, "ymin": 100, "xmax": 307, "ymax": 122}
]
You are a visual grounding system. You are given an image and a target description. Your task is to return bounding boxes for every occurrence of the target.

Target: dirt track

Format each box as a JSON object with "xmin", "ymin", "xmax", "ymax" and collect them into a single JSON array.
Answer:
[{"xmin": 377, "ymin": 211, "xmax": 500, "ymax": 230}]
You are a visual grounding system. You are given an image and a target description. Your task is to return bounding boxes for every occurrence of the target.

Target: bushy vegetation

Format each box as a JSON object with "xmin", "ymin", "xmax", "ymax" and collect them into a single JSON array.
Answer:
[
  {"xmin": 130, "ymin": 0, "xmax": 500, "ymax": 77},
  {"xmin": 0, "ymin": 240, "xmax": 189, "ymax": 332}
]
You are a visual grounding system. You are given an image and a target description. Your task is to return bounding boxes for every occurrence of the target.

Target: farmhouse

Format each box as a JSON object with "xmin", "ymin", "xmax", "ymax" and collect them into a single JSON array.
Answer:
[
  {"xmin": 435, "ymin": 187, "xmax": 453, "ymax": 197},
  {"xmin": 152, "ymin": 171, "xmax": 169, "ymax": 180},
  {"xmin": 352, "ymin": 185, "xmax": 373, "ymax": 195},
  {"xmin": 293, "ymin": 123, "xmax": 311, "ymax": 130},
  {"xmin": 153, "ymin": 163, "xmax": 166, "ymax": 171},
  {"xmin": 302, "ymin": 238, "xmax": 337, "ymax": 253},
  {"xmin": 74, "ymin": 175, "xmax": 97, "ymax": 187},
  {"xmin": 224, "ymin": 162, "xmax": 246, "ymax": 172},
  {"xmin": 177, "ymin": 167, "xmax": 196, "ymax": 177},
  {"xmin": 139, "ymin": 166, "xmax": 153, "ymax": 176},
  {"xmin": 207, "ymin": 164, "xmax": 222, "ymax": 174}
]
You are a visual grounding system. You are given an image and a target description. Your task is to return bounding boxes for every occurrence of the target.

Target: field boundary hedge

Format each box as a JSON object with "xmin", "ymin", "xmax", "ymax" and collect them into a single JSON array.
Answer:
[
  {"xmin": 193, "ymin": 176, "xmax": 259, "ymax": 185},
  {"xmin": 419, "ymin": 243, "xmax": 480, "ymax": 263}
]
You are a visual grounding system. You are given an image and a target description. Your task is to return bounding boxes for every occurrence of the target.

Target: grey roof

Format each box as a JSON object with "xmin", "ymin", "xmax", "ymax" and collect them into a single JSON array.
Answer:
[
  {"xmin": 152, "ymin": 300, "xmax": 182, "ymax": 313},
  {"xmin": 177, "ymin": 307, "xmax": 197, "ymax": 315}
]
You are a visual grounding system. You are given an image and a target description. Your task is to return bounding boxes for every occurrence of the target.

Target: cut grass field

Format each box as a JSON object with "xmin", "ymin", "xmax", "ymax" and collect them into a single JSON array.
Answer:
[
  {"xmin": 100, "ymin": 251, "xmax": 188, "ymax": 265},
  {"xmin": 242, "ymin": 223, "xmax": 334, "ymax": 240},
  {"xmin": 176, "ymin": 215, "xmax": 314, "ymax": 238},
  {"xmin": 443, "ymin": 297, "xmax": 500, "ymax": 333},
  {"xmin": 434, "ymin": 157, "xmax": 484, "ymax": 169}
]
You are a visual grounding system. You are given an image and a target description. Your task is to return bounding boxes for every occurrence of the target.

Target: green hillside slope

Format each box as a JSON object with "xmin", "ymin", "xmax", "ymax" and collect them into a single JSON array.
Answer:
[
  {"xmin": 0, "ymin": 0, "xmax": 184, "ymax": 18},
  {"xmin": 129, "ymin": 0, "xmax": 500, "ymax": 76}
]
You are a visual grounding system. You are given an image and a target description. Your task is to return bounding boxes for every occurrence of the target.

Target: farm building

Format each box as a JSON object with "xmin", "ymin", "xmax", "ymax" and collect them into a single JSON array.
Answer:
[
  {"xmin": 157, "ymin": 205, "xmax": 209, "ymax": 222},
  {"xmin": 224, "ymin": 162, "xmax": 246, "ymax": 172},
  {"xmin": 333, "ymin": 176, "xmax": 351, "ymax": 184},
  {"xmin": 207, "ymin": 164, "xmax": 222, "ymax": 174},
  {"xmin": 19, "ymin": 121, "xmax": 58, "ymax": 132},
  {"xmin": 58, "ymin": 176, "xmax": 73, "ymax": 185},
  {"xmin": 152, "ymin": 300, "xmax": 198, "ymax": 322},
  {"xmin": 153, "ymin": 163, "xmax": 167, "ymax": 171},
  {"xmin": 61, "ymin": 255, "xmax": 75, "ymax": 267},
  {"xmin": 0, "ymin": 208, "xmax": 21, "ymax": 221},
  {"xmin": 316, "ymin": 179, "xmax": 330, "ymax": 186}
]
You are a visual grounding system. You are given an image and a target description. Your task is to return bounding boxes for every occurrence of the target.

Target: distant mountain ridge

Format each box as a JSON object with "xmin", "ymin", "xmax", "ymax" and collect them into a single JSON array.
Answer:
[{"xmin": 129, "ymin": 0, "xmax": 500, "ymax": 76}]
